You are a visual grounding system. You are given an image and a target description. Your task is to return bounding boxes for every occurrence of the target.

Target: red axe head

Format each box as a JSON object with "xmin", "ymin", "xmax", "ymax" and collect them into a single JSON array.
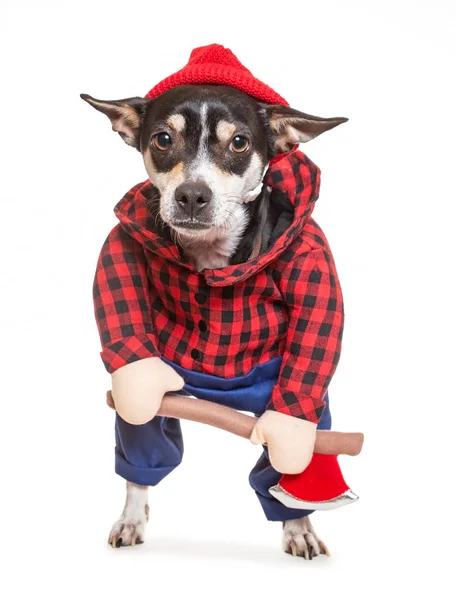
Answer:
[{"xmin": 269, "ymin": 454, "xmax": 359, "ymax": 511}]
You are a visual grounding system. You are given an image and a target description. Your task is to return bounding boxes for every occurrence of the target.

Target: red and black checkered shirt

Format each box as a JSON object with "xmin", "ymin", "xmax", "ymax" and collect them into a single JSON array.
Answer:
[{"xmin": 93, "ymin": 151, "xmax": 344, "ymax": 423}]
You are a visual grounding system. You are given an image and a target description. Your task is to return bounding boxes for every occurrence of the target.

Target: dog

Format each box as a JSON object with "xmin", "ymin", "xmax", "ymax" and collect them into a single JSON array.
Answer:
[{"xmin": 82, "ymin": 83, "xmax": 345, "ymax": 558}]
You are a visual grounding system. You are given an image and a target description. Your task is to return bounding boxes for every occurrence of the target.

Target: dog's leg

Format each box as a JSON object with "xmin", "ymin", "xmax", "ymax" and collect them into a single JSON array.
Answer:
[
  {"xmin": 282, "ymin": 516, "xmax": 330, "ymax": 559},
  {"xmin": 108, "ymin": 482, "xmax": 149, "ymax": 548}
]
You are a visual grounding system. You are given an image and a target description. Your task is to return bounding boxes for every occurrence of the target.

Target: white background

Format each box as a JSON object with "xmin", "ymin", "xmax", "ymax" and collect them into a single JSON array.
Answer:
[{"xmin": 2, "ymin": 1, "xmax": 455, "ymax": 598}]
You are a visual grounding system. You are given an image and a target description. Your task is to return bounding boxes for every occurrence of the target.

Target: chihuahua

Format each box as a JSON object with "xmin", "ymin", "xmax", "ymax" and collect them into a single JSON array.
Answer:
[{"xmin": 82, "ymin": 84, "xmax": 345, "ymax": 558}]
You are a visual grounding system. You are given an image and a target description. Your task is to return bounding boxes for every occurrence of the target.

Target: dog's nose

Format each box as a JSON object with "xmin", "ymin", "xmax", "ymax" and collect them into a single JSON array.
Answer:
[{"xmin": 175, "ymin": 181, "xmax": 212, "ymax": 218}]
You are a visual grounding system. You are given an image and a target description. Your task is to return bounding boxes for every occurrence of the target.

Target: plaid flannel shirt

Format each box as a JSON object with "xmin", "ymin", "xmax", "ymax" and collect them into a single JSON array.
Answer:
[{"xmin": 93, "ymin": 151, "xmax": 344, "ymax": 423}]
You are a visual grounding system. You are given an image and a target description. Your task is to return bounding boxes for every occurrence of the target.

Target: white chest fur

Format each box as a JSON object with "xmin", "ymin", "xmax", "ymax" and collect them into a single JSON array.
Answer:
[{"xmin": 179, "ymin": 204, "xmax": 248, "ymax": 271}]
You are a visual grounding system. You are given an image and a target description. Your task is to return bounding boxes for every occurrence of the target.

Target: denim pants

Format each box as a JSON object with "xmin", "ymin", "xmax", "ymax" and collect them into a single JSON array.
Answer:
[{"xmin": 114, "ymin": 357, "xmax": 331, "ymax": 521}]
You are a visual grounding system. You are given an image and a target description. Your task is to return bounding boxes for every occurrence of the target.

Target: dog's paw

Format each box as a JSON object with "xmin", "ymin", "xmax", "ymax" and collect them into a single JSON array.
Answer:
[
  {"xmin": 282, "ymin": 516, "xmax": 330, "ymax": 560},
  {"xmin": 108, "ymin": 504, "xmax": 149, "ymax": 548}
]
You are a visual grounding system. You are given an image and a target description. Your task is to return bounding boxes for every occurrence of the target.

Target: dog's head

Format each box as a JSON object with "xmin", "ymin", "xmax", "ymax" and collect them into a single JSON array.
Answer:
[{"xmin": 81, "ymin": 85, "xmax": 346, "ymax": 239}]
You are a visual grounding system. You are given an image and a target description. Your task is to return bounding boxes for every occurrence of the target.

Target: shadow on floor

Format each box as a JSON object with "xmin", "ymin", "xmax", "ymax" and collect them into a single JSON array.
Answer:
[{"xmin": 127, "ymin": 536, "xmax": 330, "ymax": 567}]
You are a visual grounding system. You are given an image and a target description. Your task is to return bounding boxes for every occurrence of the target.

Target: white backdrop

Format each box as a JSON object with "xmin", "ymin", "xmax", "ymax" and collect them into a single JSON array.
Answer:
[{"xmin": 2, "ymin": 1, "xmax": 455, "ymax": 598}]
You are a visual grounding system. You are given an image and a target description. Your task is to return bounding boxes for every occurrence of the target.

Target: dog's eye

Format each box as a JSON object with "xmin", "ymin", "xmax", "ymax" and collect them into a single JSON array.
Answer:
[
  {"xmin": 230, "ymin": 135, "xmax": 249, "ymax": 153},
  {"xmin": 153, "ymin": 132, "xmax": 172, "ymax": 151}
]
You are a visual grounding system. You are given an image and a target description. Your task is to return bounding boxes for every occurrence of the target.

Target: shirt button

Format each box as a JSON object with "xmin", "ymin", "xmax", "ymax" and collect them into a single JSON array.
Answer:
[
  {"xmin": 191, "ymin": 349, "xmax": 203, "ymax": 361},
  {"xmin": 198, "ymin": 320, "xmax": 208, "ymax": 333},
  {"xmin": 195, "ymin": 292, "xmax": 207, "ymax": 304}
]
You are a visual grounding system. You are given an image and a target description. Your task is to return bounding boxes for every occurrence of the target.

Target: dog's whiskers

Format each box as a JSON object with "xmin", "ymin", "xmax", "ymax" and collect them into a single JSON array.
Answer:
[{"xmin": 221, "ymin": 209, "xmax": 238, "ymax": 233}]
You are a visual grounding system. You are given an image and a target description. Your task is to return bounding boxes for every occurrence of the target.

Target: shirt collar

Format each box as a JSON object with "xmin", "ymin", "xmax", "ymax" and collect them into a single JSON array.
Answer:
[{"xmin": 114, "ymin": 150, "xmax": 321, "ymax": 286}]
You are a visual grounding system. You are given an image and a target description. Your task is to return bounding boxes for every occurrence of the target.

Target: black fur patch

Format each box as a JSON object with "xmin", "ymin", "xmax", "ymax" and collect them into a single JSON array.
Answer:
[{"xmin": 140, "ymin": 85, "xmax": 270, "ymax": 175}]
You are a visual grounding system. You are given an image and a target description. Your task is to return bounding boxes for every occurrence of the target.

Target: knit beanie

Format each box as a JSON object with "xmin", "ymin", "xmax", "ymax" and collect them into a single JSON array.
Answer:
[{"xmin": 145, "ymin": 44, "xmax": 289, "ymax": 107}]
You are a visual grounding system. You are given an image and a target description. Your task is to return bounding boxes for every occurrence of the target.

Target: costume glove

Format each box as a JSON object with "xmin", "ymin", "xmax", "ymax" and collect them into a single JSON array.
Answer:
[
  {"xmin": 111, "ymin": 357, "xmax": 184, "ymax": 425},
  {"xmin": 250, "ymin": 410, "xmax": 317, "ymax": 474}
]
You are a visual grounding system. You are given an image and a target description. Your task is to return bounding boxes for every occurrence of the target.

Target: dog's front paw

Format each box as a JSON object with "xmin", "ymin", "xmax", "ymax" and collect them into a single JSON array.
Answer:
[
  {"xmin": 282, "ymin": 516, "xmax": 329, "ymax": 560},
  {"xmin": 108, "ymin": 504, "xmax": 149, "ymax": 548}
]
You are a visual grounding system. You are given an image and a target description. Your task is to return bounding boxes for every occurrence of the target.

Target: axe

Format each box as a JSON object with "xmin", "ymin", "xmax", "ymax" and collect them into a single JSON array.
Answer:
[{"xmin": 106, "ymin": 391, "xmax": 364, "ymax": 511}]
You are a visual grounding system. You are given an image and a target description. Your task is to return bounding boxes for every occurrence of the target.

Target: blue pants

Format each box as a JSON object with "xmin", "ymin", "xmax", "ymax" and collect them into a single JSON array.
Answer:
[{"xmin": 114, "ymin": 357, "xmax": 331, "ymax": 521}]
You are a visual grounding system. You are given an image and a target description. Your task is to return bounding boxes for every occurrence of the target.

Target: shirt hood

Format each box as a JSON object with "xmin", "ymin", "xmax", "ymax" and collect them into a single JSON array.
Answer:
[{"xmin": 114, "ymin": 150, "xmax": 321, "ymax": 286}]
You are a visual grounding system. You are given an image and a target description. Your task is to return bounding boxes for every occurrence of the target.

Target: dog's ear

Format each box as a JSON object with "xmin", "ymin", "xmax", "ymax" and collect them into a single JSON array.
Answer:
[
  {"xmin": 80, "ymin": 94, "xmax": 149, "ymax": 150},
  {"xmin": 264, "ymin": 105, "xmax": 348, "ymax": 154}
]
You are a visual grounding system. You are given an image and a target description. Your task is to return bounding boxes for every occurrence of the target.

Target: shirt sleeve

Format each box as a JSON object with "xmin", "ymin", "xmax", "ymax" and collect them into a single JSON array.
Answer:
[
  {"xmin": 267, "ymin": 248, "xmax": 344, "ymax": 423},
  {"xmin": 93, "ymin": 225, "xmax": 160, "ymax": 373}
]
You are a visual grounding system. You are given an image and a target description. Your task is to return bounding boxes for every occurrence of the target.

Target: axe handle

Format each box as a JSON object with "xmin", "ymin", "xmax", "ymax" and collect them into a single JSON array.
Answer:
[{"xmin": 107, "ymin": 391, "xmax": 363, "ymax": 456}]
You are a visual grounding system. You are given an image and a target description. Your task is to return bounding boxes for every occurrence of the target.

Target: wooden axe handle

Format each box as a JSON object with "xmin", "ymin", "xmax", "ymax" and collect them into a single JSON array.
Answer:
[{"xmin": 107, "ymin": 391, "xmax": 364, "ymax": 456}]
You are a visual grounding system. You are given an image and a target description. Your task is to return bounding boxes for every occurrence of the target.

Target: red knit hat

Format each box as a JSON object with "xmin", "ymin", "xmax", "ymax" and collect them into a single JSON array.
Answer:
[{"xmin": 145, "ymin": 44, "xmax": 289, "ymax": 106}]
